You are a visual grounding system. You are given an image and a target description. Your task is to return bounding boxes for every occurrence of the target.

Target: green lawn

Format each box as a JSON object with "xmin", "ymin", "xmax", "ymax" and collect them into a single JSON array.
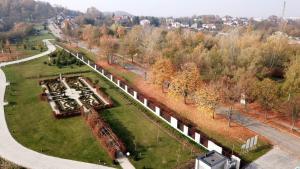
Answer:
[{"xmin": 3, "ymin": 56, "xmax": 202, "ymax": 169}]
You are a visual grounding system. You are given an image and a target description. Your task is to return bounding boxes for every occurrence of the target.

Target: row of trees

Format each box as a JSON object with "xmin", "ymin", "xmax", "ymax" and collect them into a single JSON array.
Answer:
[{"xmin": 66, "ymin": 23, "xmax": 300, "ymax": 128}]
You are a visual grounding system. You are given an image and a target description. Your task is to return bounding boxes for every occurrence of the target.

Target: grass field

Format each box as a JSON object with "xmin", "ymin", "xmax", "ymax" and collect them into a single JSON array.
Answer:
[{"xmin": 3, "ymin": 56, "xmax": 203, "ymax": 168}]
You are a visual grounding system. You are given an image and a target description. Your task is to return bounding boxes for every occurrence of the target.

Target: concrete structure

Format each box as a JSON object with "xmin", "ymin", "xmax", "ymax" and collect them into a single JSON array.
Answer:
[{"xmin": 195, "ymin": 151, "xmax": 228, "ymax": 169}]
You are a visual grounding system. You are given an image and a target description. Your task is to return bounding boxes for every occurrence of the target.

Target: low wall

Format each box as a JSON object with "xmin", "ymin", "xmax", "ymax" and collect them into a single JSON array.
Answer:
[{"xmin": 55, "ymin": 45, "xmax": 241, "ymax": 167}]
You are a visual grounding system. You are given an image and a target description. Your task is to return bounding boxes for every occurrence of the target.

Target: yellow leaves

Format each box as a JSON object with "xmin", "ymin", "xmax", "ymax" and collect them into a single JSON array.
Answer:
[
  {"xmin": 99, "ymin": 35, "xmax": 118, "ymax": 57},
  {"xmin": 169, "ymin": 62, "xmax": 201, "ymax": 97},
  {"xmin": 194, "ymin": 86, "xmax": 219, "ymax": 113},
  {"xmin": 116, "ymin": 26, "xmax": 126, "ymax": 38},
  {"xmin": 150, "ymin": 58, "xmax": 175, "ymax": 86},
  {"xmin": 282, "ymin": 57, "xmax": 300, "ymax": 97},
  {"xmin": 253, "ymin": 79, "xmax": 279, "ymax": 109}
]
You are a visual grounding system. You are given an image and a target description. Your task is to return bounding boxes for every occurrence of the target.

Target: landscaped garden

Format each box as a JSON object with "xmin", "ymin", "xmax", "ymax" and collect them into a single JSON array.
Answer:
[{"xmin": 3, "ymin": 55, "xmax": 203, "ymax": 168}]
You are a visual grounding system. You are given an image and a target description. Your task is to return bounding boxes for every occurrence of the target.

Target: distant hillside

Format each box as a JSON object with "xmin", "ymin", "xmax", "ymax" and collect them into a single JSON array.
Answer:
[
  {"xmin": 0, "ymin": 0, "xmax": 55, "ymax": 31},
  {"xmin": 103, "ymin": 11, "xmax": 133, "ymax": 17},
  {"xmin": 0, "ymin": 0, "xmax": 80, "ymax": 32}
]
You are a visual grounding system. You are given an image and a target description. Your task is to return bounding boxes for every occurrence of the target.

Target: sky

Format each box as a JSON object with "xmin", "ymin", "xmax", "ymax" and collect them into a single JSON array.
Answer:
[{"xmin": 40, "ymin": 0, "xmax": 300, "ymax": 18}]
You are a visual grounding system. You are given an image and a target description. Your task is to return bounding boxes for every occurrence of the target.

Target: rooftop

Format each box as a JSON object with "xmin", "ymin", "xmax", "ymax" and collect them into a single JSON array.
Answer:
[{"xmin": 197, "ymin": 150, "xmax": 227, "ymax": 167}]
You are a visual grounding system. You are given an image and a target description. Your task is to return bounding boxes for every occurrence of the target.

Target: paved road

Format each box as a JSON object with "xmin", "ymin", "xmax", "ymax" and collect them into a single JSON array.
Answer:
[
  {"xmin": 246, "ymin": 146, "xmax": 300, "ymax": 169},
  {"xmin": 217, "ymin": 107, "xmax": 300, "ymax": 169},
  {"xmin": 0, "ymin": 39, "xmax": 114, "ymax": 169},
  {"xmin": 117, "ymin": 157, "xmax": 135, "ymax": 169},
  {"xmin": 48, "ymin": 20, "xmax": 63, "ymax": 39}
]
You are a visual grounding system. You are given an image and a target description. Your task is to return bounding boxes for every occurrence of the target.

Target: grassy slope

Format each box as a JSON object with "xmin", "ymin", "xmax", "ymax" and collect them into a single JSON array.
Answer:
[{"xmin": 3, "ymin": 56, "xmax": 201, "ymax": 169}]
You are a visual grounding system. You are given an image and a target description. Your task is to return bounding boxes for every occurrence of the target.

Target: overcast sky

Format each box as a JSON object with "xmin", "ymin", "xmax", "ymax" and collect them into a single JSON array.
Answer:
[{"xmin": 40, "ymin": 0, "xmax": 300, "ymax": 18}]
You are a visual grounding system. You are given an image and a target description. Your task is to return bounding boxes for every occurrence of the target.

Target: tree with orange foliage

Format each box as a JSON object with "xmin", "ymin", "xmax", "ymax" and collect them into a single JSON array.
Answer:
[
  {"xmin": 82, "ymin": 25, "xmax": 97, "ymax": 50},
  {"xmin": 169, "ymin": 62, "xmax": 201, "ymax": 103},
  {"xmin": 195, "ymin": 85, "xmax": 220, "ymax": 119},
  {"xmin": 100, "ymin": 35, "xmax": 119, "ymax": 64},
  {"xmin": 116, "ymin": 26, "xmax": 126, "ymax": 38},
  {"xmin": 150, "ymin": 58, "xmax": 175, "ymax": 91}
]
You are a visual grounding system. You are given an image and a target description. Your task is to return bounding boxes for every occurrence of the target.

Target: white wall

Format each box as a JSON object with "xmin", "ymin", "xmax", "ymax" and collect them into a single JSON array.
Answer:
[
  {"xmin": 170, "ymin": 117, "xmax": 178, "ymax": 128},
  {"xmin": 208, "ymin": 141, "xmax": 223, "ymax": 154},
  {"xmin": 195, "ymin": 133, "xmax": 201, "ymax": 144}
]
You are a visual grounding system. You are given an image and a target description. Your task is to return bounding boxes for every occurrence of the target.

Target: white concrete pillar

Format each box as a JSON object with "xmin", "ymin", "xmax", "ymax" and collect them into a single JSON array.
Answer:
[
  {"xmin": 94, "ymin": 65, "xmax": 97, "ymax": 70},
  {"xmin": 5, "ymin": 82, "xmax": 10, "ymax": 86},
  {"xmin": 117, "ymin": 80, "xmax": 120, "ymax": 86},
  {"xmin": 76, "ymin": 53, "xmax": 79, "ymax": 58},
  {"xmin": 125, "ymin": 85, "xmax": 128, "ymax": 92},
  {"xmin": 231, "ymin": 155, "xmax": 241, "ymax": 169},
  {"xmin": 155, "ymin": 107, "xmax": 160, "ymax": 116},
  {"xmin": 102, "ymin": 69, "xmax": 104, "ymax": 75},
  {"xmin": 170, "ymin": 117, "xmax": 178, "ymax": 128},
  {"xmin": 208, "ymin": 141, "xmax": 222, "ymax": 154},
  {"xmin": 144, "ymin": 99, "xmax": 148, "ymax": 107},
  {"xmin": 87, "ymin": 60, "xmax": 90, "ymax": 65},
  {"xmin": 110, "ymin": 75, "xmax": 113, "ymax": 81},
  {"xmin": 133, "ymin": 91, "xmax": 137, "ymax": 99},
  {"xmin": 195, "ymin": 132, "xmax": 201, "ymax": 144},
  {"xmin": 183, "ymin": 125, "xmax": 188, "ymax": 135}
]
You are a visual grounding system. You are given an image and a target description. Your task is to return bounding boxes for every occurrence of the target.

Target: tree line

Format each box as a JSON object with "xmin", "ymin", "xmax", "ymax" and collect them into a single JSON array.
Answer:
[{"xmin": 61, "ymin": 18, "xmax": 300, "ymax": 128}]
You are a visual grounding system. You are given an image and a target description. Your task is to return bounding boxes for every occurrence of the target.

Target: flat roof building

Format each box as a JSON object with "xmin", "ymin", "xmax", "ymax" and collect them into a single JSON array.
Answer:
[{"xmin": 195, "ymin": 151, "xmax": 237, "ymax": 169}]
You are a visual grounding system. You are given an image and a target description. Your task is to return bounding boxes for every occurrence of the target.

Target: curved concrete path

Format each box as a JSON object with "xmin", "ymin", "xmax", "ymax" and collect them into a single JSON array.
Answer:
[{"xmin": 0, "ymin": 39, "xmax": 114, "ymax": 169}]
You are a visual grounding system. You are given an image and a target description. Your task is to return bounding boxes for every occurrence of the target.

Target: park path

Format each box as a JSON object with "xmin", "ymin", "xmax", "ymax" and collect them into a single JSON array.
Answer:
[
  {"xmin": 216, "ymin": 107, "xmax": 300, "ymax": 169},
  {"xmin": 0, "ymin": 39, "xmax": 114, "ymax": 169}
]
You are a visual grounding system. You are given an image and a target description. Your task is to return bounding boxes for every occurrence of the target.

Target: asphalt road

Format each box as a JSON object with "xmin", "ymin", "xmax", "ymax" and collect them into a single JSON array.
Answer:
[{"xmin": 216, "ymin": 107, "xmax": 300, "ymax": 169}]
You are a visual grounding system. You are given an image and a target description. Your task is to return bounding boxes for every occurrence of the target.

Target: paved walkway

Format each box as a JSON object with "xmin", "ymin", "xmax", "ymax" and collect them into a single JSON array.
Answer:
[
  {"xmin": 217, "ymin": 107, "xmax": 300, "ymax": 169},
  {"xmin": 116, "ymin": 157, "xmax": 135, "ymax": 169},
  {"xmin": 0, "ymin": 39, "xmax": 114, "ymax": 169}
]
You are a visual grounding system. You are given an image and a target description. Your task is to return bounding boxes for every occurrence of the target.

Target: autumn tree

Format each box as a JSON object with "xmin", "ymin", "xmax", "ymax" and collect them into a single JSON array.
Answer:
[
  {"xmin": 195, "ymin": 85, "xmax": 219, "ymax": 119},
  {"xmin": 252, "ymin": 79, "xmax": 279, "ymax": 119},
  {"xmin": 150, "ymin": 58, "xmax": 175, "ymax": 91},
  {"xmin": 283, "ymin": 57, "xmax": 300, "ymax": 100},
  {"xmin": 169, "ymin": 62, "xmax": 201, "ymax": 103},
  {"xmin": 121, "ymin": 26, "xmax": 144, "ymax": 63},
  {"xmin": 116, "ymin": 26, "xmax": 126, "ymax": 38},
  {"xmin": 141, "ymin": 27, "xmax": 164, "ymax": 65},
  {"xmin": 259, "ymin": 34, "xmax": 290, "ymax": 77},
  {"xmin": 283, "ymin": 57, "xmax": 300, "ymax": 129},
  {"xmin": 62, "ymin": 20, "xmax": 72, "ymax": 36},
  {"xmin": 82, "ymin": 25, "xmax": 100, "ymax": 50},
  {"xmin": 99, "ymin": 35, "xmax": 119, "ymax": 64}
]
